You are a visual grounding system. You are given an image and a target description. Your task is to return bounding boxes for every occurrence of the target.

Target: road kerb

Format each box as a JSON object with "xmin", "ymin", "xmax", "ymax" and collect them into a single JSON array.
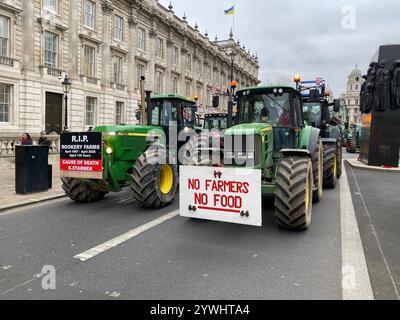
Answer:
[{"xmin": 0, "ymin": 193, "xmax": 66, "ymax": 213}]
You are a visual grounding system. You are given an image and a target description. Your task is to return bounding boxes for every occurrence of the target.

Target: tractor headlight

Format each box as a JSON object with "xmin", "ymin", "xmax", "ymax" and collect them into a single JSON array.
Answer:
[{"xmin": 106, "ymin": 147, "xmax": 113, "ymax": 155}]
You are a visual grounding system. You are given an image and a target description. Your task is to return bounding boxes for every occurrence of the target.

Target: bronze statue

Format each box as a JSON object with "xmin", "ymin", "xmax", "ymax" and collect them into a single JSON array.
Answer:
[
  {"xmin": 391, "ymin": 62, "xmax": 400, "ymax": 109},
  {"xmin": 360, "ymin": 74, "xmax": 368, "ymax": 113},
  {"xmin": 365, "ymin": 62, "xmax": 378, "ymax": 114},
  {"xmin": 374, "ymin": 63, "xmax": 390, "ymax": 112}
]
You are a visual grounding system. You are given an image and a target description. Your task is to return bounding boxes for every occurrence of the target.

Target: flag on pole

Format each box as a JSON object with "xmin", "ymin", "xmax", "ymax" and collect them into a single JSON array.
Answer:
[{"xmin": 224, "ymin": 5, "xmax": 235, "ymax": 15}]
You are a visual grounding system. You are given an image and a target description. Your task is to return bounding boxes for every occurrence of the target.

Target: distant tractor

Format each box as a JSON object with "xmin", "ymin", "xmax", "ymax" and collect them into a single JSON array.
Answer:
[
  {"xmin": 203, "ymin": 112, "xmax": 229, "ymax": 131},
  {"xmin": 61, "ymin": 94, "xmax": 199, "ymax": 208},
  {"xmin": 296, "ymin": 77, "xmax": 342, "ymax": 191},
  {"xmin": 346, "ymin": 123, "xmax": 361, "ymax": 153},
  {"xmin": 185, "ymin": 84, "xmax": 323, "ymax": 230}
]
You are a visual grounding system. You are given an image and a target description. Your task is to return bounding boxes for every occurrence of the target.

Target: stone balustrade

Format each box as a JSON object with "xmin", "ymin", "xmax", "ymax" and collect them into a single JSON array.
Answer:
[{"xmin": 0, "ymin": 133, "xmax": 60, "ymax": 156}]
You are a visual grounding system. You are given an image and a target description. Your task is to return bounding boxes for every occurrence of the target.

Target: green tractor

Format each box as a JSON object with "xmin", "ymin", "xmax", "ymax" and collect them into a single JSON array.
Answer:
[
  {"xmin": 203, "ymin": 112, "xmax": 229, "ymax": 131},
  {"xmin": 185, "ymin": 85, "xmax": 323, "ymax": 230},
  {"xmin": 296, "ymin": 77, "xmax": 342, "ymax": 190},
  {"xmin": 61, "ymin": 94, "xmax": 199, "ymax": 208}
]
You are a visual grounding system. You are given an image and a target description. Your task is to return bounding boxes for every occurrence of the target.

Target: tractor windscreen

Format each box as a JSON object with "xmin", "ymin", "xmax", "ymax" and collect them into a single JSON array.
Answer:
[
  {"xmin": 182, "ymin": 105, "xmax": 196, "ymax": 127},
  {"xmin": 303, "ymin": 102, "xmax": 322, "ymax": 126},
  {"xmin": 237, "ymin": 92, "xmax": 291, "ymax": 127},
  {"xmin": 204, "ymin": 117, "xmax": 228, "ymax": 130}
]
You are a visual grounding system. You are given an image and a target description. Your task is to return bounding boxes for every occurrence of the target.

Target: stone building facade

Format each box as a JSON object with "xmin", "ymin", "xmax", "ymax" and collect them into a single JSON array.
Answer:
[
  {"xmin": 341, "ymin": 66, "xmax": 364, "ymax": 125},
  {"xmin": 0, "ymin": 0, "xmax": 259, "ymax": 147}
]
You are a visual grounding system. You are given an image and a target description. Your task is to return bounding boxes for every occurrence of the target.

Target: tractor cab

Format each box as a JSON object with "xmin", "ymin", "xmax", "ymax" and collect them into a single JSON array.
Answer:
[
  {"xmin": 149, "ymin": 94, "xmax": 200, "ymax": 132},
  {"xmin": 235, "ymin": 86, "xmax": 304, "ymax": 151},
  {"xmin": 203, "ymin": 113, "xmax": 229, "ymax": 130}
]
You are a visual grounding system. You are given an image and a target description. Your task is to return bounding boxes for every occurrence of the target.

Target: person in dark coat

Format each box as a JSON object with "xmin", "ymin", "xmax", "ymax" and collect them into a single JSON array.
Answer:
[
  {"xmin": 38, "ymin": 131, "xmax": 52, "ymax": 149},
  {"xmin": 21, "ymin": 133, "xmax": 33, "ymax": 145}
]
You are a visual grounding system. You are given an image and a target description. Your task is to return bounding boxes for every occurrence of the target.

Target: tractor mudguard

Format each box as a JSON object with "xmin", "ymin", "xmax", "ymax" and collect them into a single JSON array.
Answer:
[
  {"xmin": 307, "ymin": 127, "xmax": 321, "ymax": 155},
  {"xmin": 281, "ymin": 149, "xmax": 312, "ymax": 158}
]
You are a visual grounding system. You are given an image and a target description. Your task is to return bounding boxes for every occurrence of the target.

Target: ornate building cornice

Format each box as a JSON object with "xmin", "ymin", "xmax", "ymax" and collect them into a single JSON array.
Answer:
[{"xmin": 101, "ymin": 1, "xmax": 114, "ymax": 15}]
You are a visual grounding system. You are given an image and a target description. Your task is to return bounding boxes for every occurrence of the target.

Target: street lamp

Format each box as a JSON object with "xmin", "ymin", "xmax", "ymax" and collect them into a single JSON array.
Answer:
[
  {"xmin": 62, "ymin": 74, "xmax": 71, "ymax": 132},
  {"xmin": 227, "ymin": 48, "xmax": 236, "ymax": 128}
]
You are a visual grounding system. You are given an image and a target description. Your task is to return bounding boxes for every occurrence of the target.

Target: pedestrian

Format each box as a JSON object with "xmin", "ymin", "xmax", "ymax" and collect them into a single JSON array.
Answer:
[
  {"xmin": 38, "ymin": 130, "xmax": 51, "ymax": 149},
  {"xmin": 21, "ymin": 133, "xmax": 33, "ymax": 145}
]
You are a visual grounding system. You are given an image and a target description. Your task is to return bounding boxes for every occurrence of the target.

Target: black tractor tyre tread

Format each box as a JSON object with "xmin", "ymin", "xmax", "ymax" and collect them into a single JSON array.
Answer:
[
  {"xmin": 274, "ymin": 156, "xmax": 313, "ymax": 231},
  {"xmin": 61, "ymin": 177, "xmax": 106, "ymax": 203},
  {"xmin": 347, "ymin": 139, "xmax": 357, "ymax": 153},
  {"xmin": 323, "ymin": 144, "xmax": 337, "ymax": 189},
  {"xmin": 131, "ymin": 147, "xmax": 178, "ymax": 208},
  {"xmin": 311, "ymin": 139, "xmax": 323, "ymax": 203},
  {"xmin": 337, "ymin": 141, "xmax": 343, "ymax": 178}
]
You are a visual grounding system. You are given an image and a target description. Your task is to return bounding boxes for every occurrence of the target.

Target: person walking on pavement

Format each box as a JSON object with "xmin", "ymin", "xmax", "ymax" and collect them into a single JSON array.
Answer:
[
  {"xmin": 38, "ymin": 131, "xmax": 51, "ymax": 149},
  {"xmin": 21, "ymin": 133, "xmax": 33, "ymax": 145}
]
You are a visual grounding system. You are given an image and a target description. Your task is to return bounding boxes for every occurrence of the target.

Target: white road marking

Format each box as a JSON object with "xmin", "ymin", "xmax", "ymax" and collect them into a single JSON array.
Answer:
[
  {"xmin": 74, "ymin": 210, "xmax": 179, "ymax": 262},
  {"xmin": 341, "ymin": 163, "xmax": 374, "ymax": 300},
  {"xmin": 349, "ymin": 166, "xmax": 400, "ymax": 300}
]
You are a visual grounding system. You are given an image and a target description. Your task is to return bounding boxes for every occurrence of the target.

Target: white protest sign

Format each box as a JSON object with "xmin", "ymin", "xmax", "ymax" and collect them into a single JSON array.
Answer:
[{"xmin": 179, "ymin": 166, "xmax": 262, "ymax": 227}]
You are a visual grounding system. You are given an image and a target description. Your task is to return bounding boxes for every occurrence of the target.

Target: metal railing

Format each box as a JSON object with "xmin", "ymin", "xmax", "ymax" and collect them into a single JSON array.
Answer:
[{"xmin": 0, "ymin": 56, "xmax": 14, "ymax": 67}]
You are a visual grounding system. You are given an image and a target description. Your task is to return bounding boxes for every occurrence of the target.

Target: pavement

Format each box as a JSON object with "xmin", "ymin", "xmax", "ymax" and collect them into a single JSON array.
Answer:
[
  {"xmin": 0, "ymin": 149, "xmax": 398, "ymax": 300},
  {"xmin": 0, "ymin": 161, "xmax": 64, "ymax": 212}
]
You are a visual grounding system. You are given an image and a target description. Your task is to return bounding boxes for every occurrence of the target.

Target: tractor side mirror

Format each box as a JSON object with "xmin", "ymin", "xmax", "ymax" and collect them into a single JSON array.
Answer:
[
  {"xmin": 212, "ymin": 95, "xmax": 219, "ymax": 108},
  {"xmin": 333, "ymin": 99, "xmax": 340, "ymax": 113}
]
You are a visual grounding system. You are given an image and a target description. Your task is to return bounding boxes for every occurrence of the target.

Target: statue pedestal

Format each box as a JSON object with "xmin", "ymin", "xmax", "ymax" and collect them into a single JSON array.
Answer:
[
  {"xmin": 359, "ymin": 44, "xmax": 400, "ymax": 167},
  {"xmin": 360, "ymin": 112, "xmax": 400, "ymax": 167}
]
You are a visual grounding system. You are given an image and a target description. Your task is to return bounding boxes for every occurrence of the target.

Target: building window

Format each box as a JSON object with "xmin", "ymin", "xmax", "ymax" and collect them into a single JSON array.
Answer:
[
  {"xmin": 172, "ymin": 76, "xmax": 178, "ymax": 94},
  {"xmin": 44, "ymin": 31, "xmax": 59, "ymax": 68},
  {"xmin": 83, "ymin": 45, "xmax": 95, "ymax": 76},
  {"xmin": 84, "ymin": 0, "xmax": 95, "ymax": 29},
  {"xmin": 136, "ymin": 63, "xmax": 145, "ymax": 84},
  {"xmin": 113, "ymin": 56, "xmax": 123, "ymax": 84},
  {"xmin": 196, "ymin": 85, "xmax": 202, "ymax": 101},
  {"xmin": 138, "ymin": 27, "xmax": 146, "ymax": 51},
  {"xmin": 355, "ymin": 84, "xmax": 359, "ymax": 91},
  {"xmin": 172, "ymin": 47, "xmax": 178, "ymax": 65},
  {"xmin": 43, "ymin": 0, "xmax": 59, "ymax": 13},
  {"xmin": 85, "ymin": 97, "xmax": 96, "ymax": 126},
  {"xmin": 114, "ymin": 15, "xmax": 123, "ymax": 42},
  {"xmin": 115, "ymin": 101, "xmax": 124, "ymax": 124},
  {"xmin": 155, "ymin": 71, "xmax": 163, "ymax": 93},
  {"xmin": 0, "ymin": 15, "xmax": 10, "ymax": 57},
  {"xmin": 350, "ymin": 84, "xmax": 353, "ymax": 91},
  {"xmin": 185, "ymin": 81, "xmax": 191, "ymax": 97},
  {"xmin": 0, "ymin": 83, "xmax": 11, "ymax": 123},
  {"xmin": 156, "ymin": 38, "xmax": 164, "ymax": 59},
  {"xmin": 186, "ymin": 54, "xmax": 191, "ymax": 71}
]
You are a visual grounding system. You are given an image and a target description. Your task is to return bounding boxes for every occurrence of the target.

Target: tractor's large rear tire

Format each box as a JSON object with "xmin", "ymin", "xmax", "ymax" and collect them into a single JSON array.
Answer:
[
  {"xmin": 347, "ymin": 139, "xmax": 357, "ymax": 153},
  {"xmin": 61, "ymin": 177, "xmax": 106, "ymax": 203},
  {"xmin": 323, "ymin": 144, "xmax": 337, "ymax": 189},
  {"xmin": 312, "ymin": 139, "xmax": 323, "ymax": 203},
  {"xmin": 131, "ymin": 146, "xmax": 178, "ymax": 208},
  {"xmin": 274, "ymin": 156, "xmax": 313, "ymax": 230},
  {"xmin": 336, "ymin": 140, "xmax": 343, "ymax": 178}
]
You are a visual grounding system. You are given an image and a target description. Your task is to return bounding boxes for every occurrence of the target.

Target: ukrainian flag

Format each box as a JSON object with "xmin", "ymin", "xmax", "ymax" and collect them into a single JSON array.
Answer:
[{"xmin": 224, "ymin": 5, "xmax": 235, "ymax": 15}]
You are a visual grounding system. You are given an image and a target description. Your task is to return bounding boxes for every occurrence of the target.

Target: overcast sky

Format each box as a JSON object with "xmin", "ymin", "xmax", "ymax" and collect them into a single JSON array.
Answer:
[{"xmin": 159, "ymin": 0, "xmax": 400, "ymax": 96}]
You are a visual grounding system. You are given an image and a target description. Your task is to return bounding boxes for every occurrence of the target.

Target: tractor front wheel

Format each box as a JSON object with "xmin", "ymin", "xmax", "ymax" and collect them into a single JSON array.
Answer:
[
  {"xmin": 61, "ymin": 177, "xmax": 106, "ymax": 203},
  {"xmin": 274, "ymin": 156, "xmax": 313, "ymax": 230},
  {"xmin": 323, "ymin": 144, "xmax": 338, "ymax": 189},
  {"xmin": 131, "ymin": 147, "xmax": 178, "ymax": 208}
]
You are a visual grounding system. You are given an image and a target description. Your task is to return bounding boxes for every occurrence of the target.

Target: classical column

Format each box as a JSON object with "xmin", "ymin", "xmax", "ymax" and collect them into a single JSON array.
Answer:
[
  {"xmin": 127, "ymin": 14, "xmax": 138, "ymax": 94},
  {"xmin": 101, "ymin": 1, "xmax": 113, "ymax": 88},
  {"xmin": 22, "ymin": 0, "xmax": 35, "ymax": 72},
  {"xmin": 68, "ymin": 0, "xmax": 79, "ymax": 79},
  {"xmin": 148, "ymin": 26, "xmax": 157, "ymax": 91},
  {"xmin": 166, "ymin": 38, "xmax": 173, "ymax": 92}
]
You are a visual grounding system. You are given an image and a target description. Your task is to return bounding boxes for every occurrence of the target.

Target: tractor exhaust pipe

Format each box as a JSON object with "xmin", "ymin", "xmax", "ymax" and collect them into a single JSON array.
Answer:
[
  {"xmin": 145, "ymin": 90, "xmax": 153, "ymax": 126},
  {"xmin": 139, "ymin": 76, "xmax": 146, "ymax": 125}
]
